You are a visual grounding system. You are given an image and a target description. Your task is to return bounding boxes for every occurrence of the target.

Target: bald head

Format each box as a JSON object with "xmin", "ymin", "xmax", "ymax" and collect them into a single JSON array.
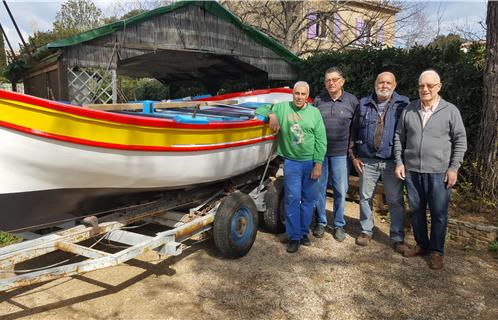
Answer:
[
  {"xmin": 418, "ymin": 70, "xmax": 442, "ymax": 106},
  {"xmin": 376, "ymin": 72, "xmax": 396, "ymax": 83},
  {"xmin": 375, "ymin": 72, "xmax": 397, "ymax": 102}
]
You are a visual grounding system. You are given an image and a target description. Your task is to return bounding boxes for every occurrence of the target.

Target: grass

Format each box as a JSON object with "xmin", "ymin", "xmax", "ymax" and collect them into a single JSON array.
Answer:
[
  {"xmin": 0, "ymin": 231, "xmax": 21, "ymax": 247},
  {"xmin": 489, "ymin": 241, "xmax": 498, "ymax": 259}
]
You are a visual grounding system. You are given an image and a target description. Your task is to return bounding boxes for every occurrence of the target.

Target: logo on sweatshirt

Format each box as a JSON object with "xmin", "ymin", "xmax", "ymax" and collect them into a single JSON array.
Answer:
[{"xmin": 290, "ymin": 123, "xmax": 304, "ymax": 145}]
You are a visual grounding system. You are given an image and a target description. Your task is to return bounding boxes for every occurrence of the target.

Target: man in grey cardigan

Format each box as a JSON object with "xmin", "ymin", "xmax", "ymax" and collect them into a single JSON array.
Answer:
[{"xmin": 394, "ymin": 70, "xmax": 467, "ymax": 270}]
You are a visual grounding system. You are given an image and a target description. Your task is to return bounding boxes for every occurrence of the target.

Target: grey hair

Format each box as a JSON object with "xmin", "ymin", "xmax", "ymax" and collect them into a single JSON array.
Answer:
[
  {"xmin": 419, "ymin": 69, "xmax": 441, "ymax": 83},
  {"xmin": 324, "ymin": 67, "xmax": 344, "ymax": 78},
  {"xmin": 293, "ymin": 81, "xmax": 310, "ymax": 92}
]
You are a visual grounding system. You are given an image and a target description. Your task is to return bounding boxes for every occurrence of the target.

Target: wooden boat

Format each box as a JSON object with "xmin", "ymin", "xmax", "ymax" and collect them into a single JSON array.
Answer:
[{"xmin": 0, "ymin": 88, "xmax": 293, "ymax": 232}]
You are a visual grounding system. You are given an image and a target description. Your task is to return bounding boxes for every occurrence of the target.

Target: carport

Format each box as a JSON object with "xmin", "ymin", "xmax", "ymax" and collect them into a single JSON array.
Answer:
[{"xmin": 21, "ymin": 1, "xmax": 299, "ymax": 104}]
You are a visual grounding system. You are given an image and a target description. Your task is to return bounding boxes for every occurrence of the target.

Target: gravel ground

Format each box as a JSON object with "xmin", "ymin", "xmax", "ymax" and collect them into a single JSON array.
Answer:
[{"xmin": 1, "ymin": 200, "xmax": 497, "ymax": 320}]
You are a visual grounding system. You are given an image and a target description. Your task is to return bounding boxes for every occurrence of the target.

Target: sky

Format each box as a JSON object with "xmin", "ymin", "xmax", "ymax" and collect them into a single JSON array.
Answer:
[{"xmin": 0, "ymin": 0, "xmax": 489, "ymax": 51}]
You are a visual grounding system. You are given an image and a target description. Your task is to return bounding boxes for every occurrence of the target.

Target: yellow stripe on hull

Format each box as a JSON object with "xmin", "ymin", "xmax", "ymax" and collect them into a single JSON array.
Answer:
[{"xmin": 0, "ymin": 99, "xmax": 272, "ymax": 147}]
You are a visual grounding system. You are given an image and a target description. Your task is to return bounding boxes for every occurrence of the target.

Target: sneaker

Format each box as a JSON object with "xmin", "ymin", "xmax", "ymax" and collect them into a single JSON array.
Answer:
[
  {"xmin": 355, "ymin": 233, "xmax": 371, "ymax": 246},
  {"xmin": 287, "ymin": 240, "xmax": 300, "ymax": 253},
  {"xmin": 393, "ymin": 241, "xmax": 409, "ymax": 255},
  {"xmin": 313, "ymin": 224, "xmax": 325, "ymax": 238},
  {"xmin": 403, "ymin": 245, "xmax": 428, "ymax": 258},
  {"xmin": 334, "ymin": 228, "xmax": 346, "ymax": 242},
  {"xmin": 300, "ymin": 235, "xmax": 311, "ymax": 246},
  {"xmin": 429, "ymin": 253, "xmax": 444, "ymax": 270}
]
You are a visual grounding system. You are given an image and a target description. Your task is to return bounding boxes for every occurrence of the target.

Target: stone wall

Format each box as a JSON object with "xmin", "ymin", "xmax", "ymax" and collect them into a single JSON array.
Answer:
[
  {"xmin": 447, "ymin": 219, "xmax": 498, "ymax": 248},
  {"xmin": 346, "ymin": 176, "xmax": 497, "ymax": 248}
]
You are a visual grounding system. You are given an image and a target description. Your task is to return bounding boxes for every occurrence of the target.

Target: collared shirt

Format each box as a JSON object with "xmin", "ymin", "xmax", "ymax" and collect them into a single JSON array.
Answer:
[
  {"xmin": 421, "ymin": 97, "xmax": 440, "ymax": 127},
  {"xmin": 378, "ymin": 101, "xmax": 387, "ymax": 116}
]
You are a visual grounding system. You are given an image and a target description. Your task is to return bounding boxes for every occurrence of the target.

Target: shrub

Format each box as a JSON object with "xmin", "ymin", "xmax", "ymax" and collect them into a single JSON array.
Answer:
[{"xmin": 298, "ymin": 46, "xmax": 484, "ymax": 153}]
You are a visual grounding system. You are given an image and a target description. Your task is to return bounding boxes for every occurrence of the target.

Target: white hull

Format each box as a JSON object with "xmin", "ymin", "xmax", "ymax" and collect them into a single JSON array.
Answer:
[{"xmin": 0, "ymin": 128, "xmax": 274, "ymax": 194}]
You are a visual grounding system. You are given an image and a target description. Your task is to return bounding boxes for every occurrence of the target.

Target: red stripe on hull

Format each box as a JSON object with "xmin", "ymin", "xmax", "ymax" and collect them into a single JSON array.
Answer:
[{"xmin": 0, "ymin": 89, "xmax": 268, "ymax": 129}]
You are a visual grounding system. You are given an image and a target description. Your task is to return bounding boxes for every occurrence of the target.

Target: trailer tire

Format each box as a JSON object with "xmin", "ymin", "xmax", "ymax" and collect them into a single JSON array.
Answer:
[
  {"xmin": 263, "ymin": 177, "xmax": 285, "ymax": 233},
  {"xmin": 213, "ymin": 191, "xmax": 258, "ymax": 258}
]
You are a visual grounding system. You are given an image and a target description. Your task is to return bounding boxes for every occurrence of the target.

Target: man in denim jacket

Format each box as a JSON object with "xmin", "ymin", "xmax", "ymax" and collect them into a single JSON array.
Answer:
[{"xmin": 349, "ymin": 72, "xmax": 410, "ymax": 254}]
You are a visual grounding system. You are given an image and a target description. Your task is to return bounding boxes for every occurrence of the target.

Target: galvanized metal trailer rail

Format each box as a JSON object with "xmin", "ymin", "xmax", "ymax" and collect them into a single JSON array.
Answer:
[{"xmin": 0, "ymin": 167, "xmax": 284, "ymax": 292}]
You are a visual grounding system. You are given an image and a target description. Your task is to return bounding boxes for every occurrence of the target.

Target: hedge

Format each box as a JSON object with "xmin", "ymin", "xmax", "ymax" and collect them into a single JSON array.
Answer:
[{"xmin": 297, "ymin": 44, "xmax": 485, "ymax": 152}]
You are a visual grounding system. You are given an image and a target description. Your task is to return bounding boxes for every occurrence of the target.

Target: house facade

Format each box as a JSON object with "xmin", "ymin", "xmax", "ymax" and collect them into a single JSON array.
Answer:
[{"xmin": 221, "ymin": 0, "xmax": 399, "ymax": 57}]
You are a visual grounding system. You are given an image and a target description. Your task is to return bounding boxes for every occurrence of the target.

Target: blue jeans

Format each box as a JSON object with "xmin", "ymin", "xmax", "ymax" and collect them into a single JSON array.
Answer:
[
  {"xmin": 358, "ymin": 158, "xmax": 405, "ymax": 242},
  {"xmin": 405, "ymin": 171, "xmax": 450, "ymax": 255},
  {"xmin": 283, "ymin": 159, "xmax": 320, "ymax": 241},
  {"xmin": 316, "ymin": 155, "xmax": 349, "ymax": 229}
]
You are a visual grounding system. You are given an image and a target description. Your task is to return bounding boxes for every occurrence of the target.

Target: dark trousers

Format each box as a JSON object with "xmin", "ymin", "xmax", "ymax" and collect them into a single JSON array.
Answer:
[{"xmin": 405, "ymin": 171, "xmax": 451, "ymax": 255}]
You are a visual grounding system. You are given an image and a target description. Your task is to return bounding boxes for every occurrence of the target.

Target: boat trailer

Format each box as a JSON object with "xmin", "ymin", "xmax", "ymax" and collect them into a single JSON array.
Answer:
[{"xmin": 0, "ymin": 167, "xmax": 285, "ymax": 292}]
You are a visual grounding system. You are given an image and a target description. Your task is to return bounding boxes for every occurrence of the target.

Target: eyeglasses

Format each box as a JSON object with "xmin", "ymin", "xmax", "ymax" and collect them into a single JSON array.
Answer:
[
  {"xmin": 326, "ymin": 77, "xmax": 343, "ymax": 84},
  {"xmin": 418, "ymin": 83, "xmax": 440, "ymax": 90}
]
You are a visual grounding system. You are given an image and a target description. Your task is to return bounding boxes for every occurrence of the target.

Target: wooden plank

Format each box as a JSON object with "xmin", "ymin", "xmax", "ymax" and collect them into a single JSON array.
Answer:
[
  {"xmin": 83, "ymin": 99, "xmax": 238, "ymax": 111},
  {"xmin": 83, "ymin": 103, "xmax": 143, "ymax": 111}
]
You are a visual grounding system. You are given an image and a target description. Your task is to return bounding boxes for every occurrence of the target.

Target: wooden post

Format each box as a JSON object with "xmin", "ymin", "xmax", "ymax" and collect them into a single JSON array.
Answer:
[{"xmin": 111, "ymin": 69, "xmax": 117, "ymax": 104}]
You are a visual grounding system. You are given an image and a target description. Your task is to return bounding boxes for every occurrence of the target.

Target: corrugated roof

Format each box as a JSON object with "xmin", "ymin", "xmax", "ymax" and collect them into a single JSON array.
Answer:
[{"xmin": 47, "ymin": 0, "xmax": 301, "ymax": 65}]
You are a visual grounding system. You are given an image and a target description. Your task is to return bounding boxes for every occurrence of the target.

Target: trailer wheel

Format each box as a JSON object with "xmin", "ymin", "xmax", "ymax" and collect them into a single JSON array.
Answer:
[
  {"xmin": 213, "ymin": 191, "xmax": 258, "ymax": 258},
  {"xmin": 263, "ymin": 177, "xmax": 285, "ymax": 233}
]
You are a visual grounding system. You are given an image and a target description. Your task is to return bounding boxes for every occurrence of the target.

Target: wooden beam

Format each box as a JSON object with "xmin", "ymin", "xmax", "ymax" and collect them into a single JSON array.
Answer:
[{"xmin": 83, "ymin": 99, "xmax": 238, "ymax": 111}]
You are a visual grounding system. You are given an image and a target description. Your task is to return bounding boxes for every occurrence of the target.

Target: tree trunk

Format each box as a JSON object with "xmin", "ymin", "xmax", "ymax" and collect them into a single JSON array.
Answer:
[{"xmin": 474, "ymin": 1, "xmax": 498, "ymax": 198}]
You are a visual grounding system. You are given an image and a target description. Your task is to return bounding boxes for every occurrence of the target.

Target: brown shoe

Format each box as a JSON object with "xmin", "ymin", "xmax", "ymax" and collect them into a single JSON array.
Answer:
[
  {"xmin": 355, "ymin": 233, "xmax": 371, "ymax": 246},
  {"xmin": 403, "ymin": 245, "xmax": 428, "ymax": 257},
  {"xmin": 429, "ymin": 253, "xmax": 444, "ymax": 270},
  {"xmin": 393, "ymin": 241, "xmax": 409, "ymax": 255}
]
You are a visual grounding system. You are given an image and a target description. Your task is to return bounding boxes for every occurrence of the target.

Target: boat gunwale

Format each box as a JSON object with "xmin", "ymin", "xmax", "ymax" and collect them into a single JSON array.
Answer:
[{"xmin": 0, "ymin": 88, "xmax": 288, "ymax": 130}]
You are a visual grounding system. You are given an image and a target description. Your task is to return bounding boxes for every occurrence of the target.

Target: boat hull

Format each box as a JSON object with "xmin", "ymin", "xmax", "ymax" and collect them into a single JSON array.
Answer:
[
  {"xmin": 0, "ymin": 88, "xmax": 287, "ymax": 232},
  {"xmin": 0, "ymin": 128, "xmax": 274, "ymax": 232}
]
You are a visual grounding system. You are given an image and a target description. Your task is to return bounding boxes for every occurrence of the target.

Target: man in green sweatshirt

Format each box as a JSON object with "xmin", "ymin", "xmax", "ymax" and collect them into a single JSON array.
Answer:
[{"xmin": 256, "ymin": 81, "xmax": 327, "ymax": 253}]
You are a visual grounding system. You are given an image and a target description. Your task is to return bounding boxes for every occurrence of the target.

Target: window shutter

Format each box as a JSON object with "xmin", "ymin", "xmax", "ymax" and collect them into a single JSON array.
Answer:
[
  {"xmin": 377, "ymin": 22, "xmax": 385, "ymax": 44},
  {"xmin": 333, "ymin": 13, "xmax": 341, "ymax": 40},
  {"xmin": 307, "ymin": 10, "xmax": 317, "ymax": 39},
  {"xmin": 356, "ymin": 18, "xmax": 365, "ymax": 44}
]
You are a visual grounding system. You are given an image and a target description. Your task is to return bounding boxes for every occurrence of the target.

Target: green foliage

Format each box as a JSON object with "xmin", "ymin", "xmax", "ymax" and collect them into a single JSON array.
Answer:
[
  {"xmin": 453, "ymin": 161, "xmax": 497, "ymax": 215},
  {"xmin": 298, "ymin": 46, "xmax": 484, "ymax": 153},
  {"xmin": 491, "ymin": 243, "xmax": 498, "ymax": 259},
  {"xmin": 27, "ymin": 30, "xmax": 60, "ymax": 50},
  {"xmin": 120, "ymin": 78, "xmax": 169, "ymax": 101},
  {"xmin": 0, "ymin": 231, "xmax": 21, "ymax": 247},
  {"xmin": 53, "ymin": 0, "xmax": 104, "ymax": 38},
  {"xmin": 489, "ymin": 241, "xmax": 498, "ymax": 253},
  {"xmin": 428, "ymin": 34, "xmax": 465, "ymax": 49}
]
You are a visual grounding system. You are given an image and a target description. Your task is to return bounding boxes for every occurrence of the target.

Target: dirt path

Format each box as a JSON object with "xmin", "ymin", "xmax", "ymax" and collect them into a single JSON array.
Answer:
[{"xmin": 1, "ymin": 201, "xmax": 497, "ymax": 320}]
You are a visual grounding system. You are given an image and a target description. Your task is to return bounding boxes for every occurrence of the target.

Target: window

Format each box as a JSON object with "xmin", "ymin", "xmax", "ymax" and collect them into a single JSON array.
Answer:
[
  {"xmin": 307, "ymin": 10, "xmax": 327, "ymax": 39},
  {"xmin": 356, "ymin": 18, "xmax": 366, "ymax": 44},
  {"xmin": 376, "ymin": 22, "xmax": 385, "ymax": 44},
  {"xmin": 333, "ymin": 13, "xmax": 342, "ymax": 41}
]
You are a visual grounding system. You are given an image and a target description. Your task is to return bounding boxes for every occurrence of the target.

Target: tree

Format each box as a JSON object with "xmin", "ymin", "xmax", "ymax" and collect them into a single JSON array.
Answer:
[
  {"xmin": 0, "ymin": 34, "xmax": 6, "ymax": 70},
  {"xmin": 52, "ymin": 0, "xmax": 104, "ymax": 38},
  {"xmin": 428, "ymin": 33, "xmax": 465, "ymax": 49},
  {"xmin": 221, "ymin": 0, "xmax": 425, "ymax": 57},
  {"xmin": 474, "ymin": 1, "xmax": 498, "ymax": 198},
  {"xmin": 107, "ymin": 0, "xmax": 172, "ymax": 21}
]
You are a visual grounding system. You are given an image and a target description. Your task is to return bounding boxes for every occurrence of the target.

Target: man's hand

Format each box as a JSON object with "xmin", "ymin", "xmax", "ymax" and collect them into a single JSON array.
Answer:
[
  {"xmin": 445, "ymin": 170, "xmax": 458, "ymax": 188},
  {"xmin": 395, "ymin": 164, "xmax": 405, "ymax": 180},
  {"xmin": 311, "ymin": 163, "xmax": 322, "ymax": 180},
  {"xmin": 352, "ymin": 158, "xmax": 364, "ymax": 175},
  {"xmin": 268, "ymin": 113, "xmax": 280, "ymax": 134}
]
